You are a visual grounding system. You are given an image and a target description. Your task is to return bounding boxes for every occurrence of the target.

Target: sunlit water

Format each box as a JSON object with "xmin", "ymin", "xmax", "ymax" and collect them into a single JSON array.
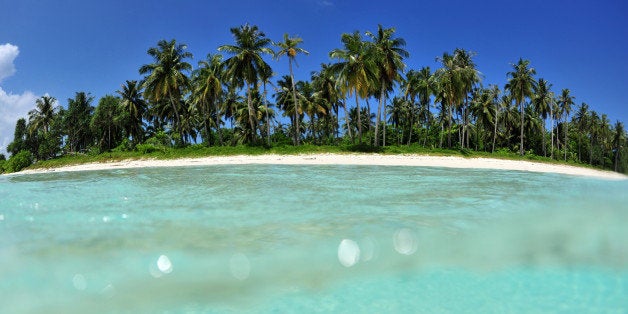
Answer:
[{"xmin": 1, "ymin": 165, "xmax": 627, "ymax": 313}]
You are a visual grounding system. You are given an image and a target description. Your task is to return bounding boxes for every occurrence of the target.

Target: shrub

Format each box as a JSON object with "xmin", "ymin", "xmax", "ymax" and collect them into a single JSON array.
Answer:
[
  {"xmin": 136, "ymin": 143, "xmax": 161, "ymax": 154},
  {"xmin": 4, "ymin": 150, "xmax": 33, "ymax": 173}
]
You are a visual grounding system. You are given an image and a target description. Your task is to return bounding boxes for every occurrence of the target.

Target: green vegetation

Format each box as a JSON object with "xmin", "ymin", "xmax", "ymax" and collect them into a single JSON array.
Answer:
[{"xmin": 4, "ymin": 24, "xmax": 627, "ymax": 174}]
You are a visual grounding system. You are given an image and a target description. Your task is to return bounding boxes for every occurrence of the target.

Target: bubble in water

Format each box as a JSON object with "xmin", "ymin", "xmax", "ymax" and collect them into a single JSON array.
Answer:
[
  {"xmin": 360, "ymin": 237, "xmax": 376, "ymax": 262},
  {"xmin": 101, "ymin": 284, "xmax": 116, "ymax": 299},
  {"xmin": 102, "ymin": 216, "xmax": 110, "ymax": 223},
  {"xmin": 393, "ymin": 228, "xmax": 418, "ymax": 255},
  {"xmin": 72, "ymin": 274, "xmax": 87, "ymax": 291},
  {"xmin": 157, "ymin": 255, "xmax": 173, "ymax": 274},
  {"xmin": 230, "ymin": 253, "xmax": 251, "ymax": 281},
  {"xmin": 121, "ymin": 213, "xmax": 128, "ymax": 219},
  {"xmin": 0, "ymin": 214, "xmax": 4, "ymax": 221},
  {"xmin": 338, "ymin": 239, "xmax": 360, "ymax": 267}
]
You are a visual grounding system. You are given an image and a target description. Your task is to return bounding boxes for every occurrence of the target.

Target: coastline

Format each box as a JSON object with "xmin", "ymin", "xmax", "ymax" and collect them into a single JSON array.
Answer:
[{"xmin": 12, "ymin": 154, "xmax": 628, "ymax": 180}]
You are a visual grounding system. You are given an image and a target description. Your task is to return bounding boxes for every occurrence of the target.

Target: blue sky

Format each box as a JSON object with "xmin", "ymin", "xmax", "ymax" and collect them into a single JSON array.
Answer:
[{"xmin": 1, "ymin": 0, "xmax": 627, "ymax": 154}]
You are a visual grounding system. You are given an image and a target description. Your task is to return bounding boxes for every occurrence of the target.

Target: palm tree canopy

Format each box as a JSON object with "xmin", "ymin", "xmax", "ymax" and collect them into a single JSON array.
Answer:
[
  {"xmin": 192, "ymin": 53, "xmax": 224, "ymax": 106},
  {"xmin": 218, "ymin": 24, "xmax": 274, "ymax": 88},
  {"xmin": 28, "ymin": 95, "xmax": 57, "ymax": 134},
  {"xmin": 558, "ymin": 88, "xmax": 575, "ymax": 118},
  {"xmin": 329, "ymin": 31, "xmax": 378, "ymax": 98},
  {"xmin": 139, "ymin": 39, "xmax": 193, "ymax": 103},
  {"xmin": 365, "ymin": 24, "xmax": 409, "ymax": 92},
  {"xmin": 505, "ymin": 58, "xmax": 537, "ymax": 105},
  {"xmin": 533, "ymin": 78, "xmax": 554, "ymax": 119},
  {"xmin": 275, "ymin": 33, "xmax": 309, "ymax": 61}
]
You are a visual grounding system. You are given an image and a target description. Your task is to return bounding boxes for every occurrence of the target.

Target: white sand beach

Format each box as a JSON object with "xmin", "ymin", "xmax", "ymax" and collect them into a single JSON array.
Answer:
[{"xmin": 14, "ymin": 154, "xmax": 628, "ymax": 180}]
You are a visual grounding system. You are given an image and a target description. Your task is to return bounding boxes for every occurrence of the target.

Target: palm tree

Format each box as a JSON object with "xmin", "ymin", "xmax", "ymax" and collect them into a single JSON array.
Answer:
[
  {"xmin": 191, "ymin": 54, "xmax": 224, "ymax": 146},
  {"xmin": 574, "ymin": 102, "xmax": 589, "ymax": 162},
  {"xmin": 259, "ymin": 63, "xmax": 274, "ymax": 146},
  {"xmin": 612, "ymin": 121, "xmax": 625, "ymax": 172},
  {"xmin": 489, "ymin": 85, "xmax": 501, "ymax": 153},
  {"xmin": 470, "ymin": 87, "xmax": 496, "ymax": 151},
  {"xmin": 435, "ymin": 52, "xmax": 462, "ymax": 148},
  {"xmin": 330, "ymin": 31, "xmax": 377, "ymax": 144},
  {"xmin": 599, "ymin": 114, "xmax": 611, "ymax": 166},
  {"xmin": 139, "ymin": 39, "xmax": 192, "ymax": 144},
  {"xmin": 415, "ymin": 67, "xmax": 436, "ymax": 147},
  {"xmin": 275, "ymin": 75, "xmax": 302, "ymax": 141},
  {"xmin": 218, "ymin": 24, "xmax": 274, "ymax": 144},
  {"xmin": 64, "ymin": 92, "xmax": 94, "ymax": 153},
  {"xmin": 365, "ymin": 25, "xmax": 408, "ymax": 147},
  {"xmin": 275, "ymin": 33, "xmax": 309, "ymax": 145},
  {"xmin": 532, "ymin": 78, "xmax": 554, "ymax": 157},
  {"xmin": 312, "ymin": 63, "xmax": 341, "ymax": 140},
  {"xmin": 588, "ymin": 110, "xmax": 600, "ymax": 165},
  {"xmin": 28, "ymin": 95, "xmax": 57, "ymax": 135},
  {"xmin": 117, "ymin": 80, "xmax": 147, "ymax": 145},
  {"xmin": 557, "ymin": 88, "xmax": 575, "ymax": 161},
  {"xmin": 453, "ymin": 48, "xmax": 480, "ymax": 149},
  {"xmin": 505, "ymin": 58, "xmax": 537, "ymax": 156}
]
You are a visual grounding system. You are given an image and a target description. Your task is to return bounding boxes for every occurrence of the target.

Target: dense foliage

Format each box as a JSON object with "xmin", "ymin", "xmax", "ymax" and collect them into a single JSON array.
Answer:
[{"xmin": 4, "ymin": 24, "xmax": 628, "ymax": 174}]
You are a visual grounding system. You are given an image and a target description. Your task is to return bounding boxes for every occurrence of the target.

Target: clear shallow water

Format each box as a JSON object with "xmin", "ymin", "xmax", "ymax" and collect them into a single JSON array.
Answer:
[{"xmin": 1, "ymin": 165, "xmax": 627, "ymax": 313}]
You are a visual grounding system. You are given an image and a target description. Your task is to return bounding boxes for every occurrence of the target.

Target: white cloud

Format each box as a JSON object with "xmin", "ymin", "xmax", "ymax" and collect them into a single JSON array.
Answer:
[
  {"xmin": 0, "ymin": 43, "xmax": 19, "ymax": 83},
  {"xmin": 0, "ymin": 43, "xmax": 37, "ymax": 156},
  {"xmin": 0, "ymin": 87, "xmax": 37, "ymax": 156}
]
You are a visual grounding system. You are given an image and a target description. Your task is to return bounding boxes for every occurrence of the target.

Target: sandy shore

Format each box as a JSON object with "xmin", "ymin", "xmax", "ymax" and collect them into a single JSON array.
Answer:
[{"xmin": 12, "ymin": 154, "xmax": 627, "ymax": 180}]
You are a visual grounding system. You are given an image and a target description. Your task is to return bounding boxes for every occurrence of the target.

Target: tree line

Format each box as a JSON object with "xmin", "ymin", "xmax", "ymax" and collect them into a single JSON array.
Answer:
[{"xmin": 2, "ymin": 24, "xmax": 627, "ymax": 173}]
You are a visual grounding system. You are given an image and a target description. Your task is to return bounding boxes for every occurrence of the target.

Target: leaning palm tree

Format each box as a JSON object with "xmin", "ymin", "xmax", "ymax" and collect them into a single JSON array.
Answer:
[
  {"xmin": 275, "ymin": 33, "xmax": 309, "ymax": 145},
  {"xmin": 532, "ymin": 78, "xmax": 554, "ymax": 157},
  {"xmin": 28, "ymin": 95, "xmax": 57, "ymax": 135},
  {"xmin": 117, "ymin": 80, "xmax": 147, "ymax": 145},
  {"xmin": 505, "ymin": 58, "xmax": 537, "ymax": 156},
  {"xmin": 365, "ymin": 25, "xmax": 409, "ymax": 147},
  {"xmin": 557, "ymin": 88, "xmax": 575, "ymax": 161},
  {"xmin": 139, "ymin": 39, "xmax": 192, "ymax": 144},
  {"xmin": 219, "ymin": 24, "xmax": 274, "ymax": 144},
  {"xmin": 330, "ymin": 31, "xmax": 378, "ymax": 144}
]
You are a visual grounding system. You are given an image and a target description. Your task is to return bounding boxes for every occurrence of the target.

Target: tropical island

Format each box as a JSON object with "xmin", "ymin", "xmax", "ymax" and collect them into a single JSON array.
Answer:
[{"xmin": 1, "ymin": 24, "xmax": 626, "ymax": 176}]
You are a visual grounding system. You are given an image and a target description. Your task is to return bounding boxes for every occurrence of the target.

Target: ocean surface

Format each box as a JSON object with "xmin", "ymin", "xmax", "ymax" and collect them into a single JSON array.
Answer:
[{"xmin": 1, "ymin": 165, "xmax": 627, "ymax": 313}]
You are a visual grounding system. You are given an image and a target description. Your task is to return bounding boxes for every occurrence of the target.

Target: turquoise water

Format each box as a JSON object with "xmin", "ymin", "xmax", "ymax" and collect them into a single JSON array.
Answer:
[{"xmin": 1, "ymin": 165, "xmax": 627, "ymax": 313}]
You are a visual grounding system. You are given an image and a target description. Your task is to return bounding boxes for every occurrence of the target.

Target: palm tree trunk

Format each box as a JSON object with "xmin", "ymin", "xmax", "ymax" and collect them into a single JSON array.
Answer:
[
  {"xmin": 447, "ymin": 102, "xmax": 453, "ymax": 148},
  {"xmin": 289, "ymin": 59, "xmax": 299, "ymax": 146},
  {"xmin": 263, "ymin": 83, "xmax": 271, "ymax": 146},
  {"xmin": 216, "ymin": 112, "xmax": 223, "ymax": 146},
  {"xmin": 550, "ymin": 107, "xmax": 554, "ymax": 159},
  {"xmin": 355, "ymin": 90, "xmax": 362, "ymax": 144},
  {"xmin": 246, "ymin": 83, "xmax": 256, "ymax": 143},
  {"xmin": 366, "ymin": 98, "xmax": 372, "ymax": 134},
  {"xmin": 383, "ymin": 108, "xmax": 387, "ymax": 147},
  {"xmin": 492, "ymin": 106, "xmax": 498, "ymax": 153},
  {"xmin": 169, "ymin": 94, "xmax": 182, "ymax": 144},
  {"xmin": 342, "ymin": 98, "xmax": 352, "ymax": 141},
  {"xmin": 423, "ymin": 102, "xmax": 430, "ymax": 148},
  {"xmin": 564, "ymin": 117, "xmax": 568, "ymax": 161},
  {"xmin": 520, "ymin": 100, "xmax": 525, "ymax": 156},
  {"xmin": 374, "ymin": 84, "xmax": 385, "ymax": 147},
  {"xmin": 542, "ymin": 120, "xmax": 547, "ymax": 157}
]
